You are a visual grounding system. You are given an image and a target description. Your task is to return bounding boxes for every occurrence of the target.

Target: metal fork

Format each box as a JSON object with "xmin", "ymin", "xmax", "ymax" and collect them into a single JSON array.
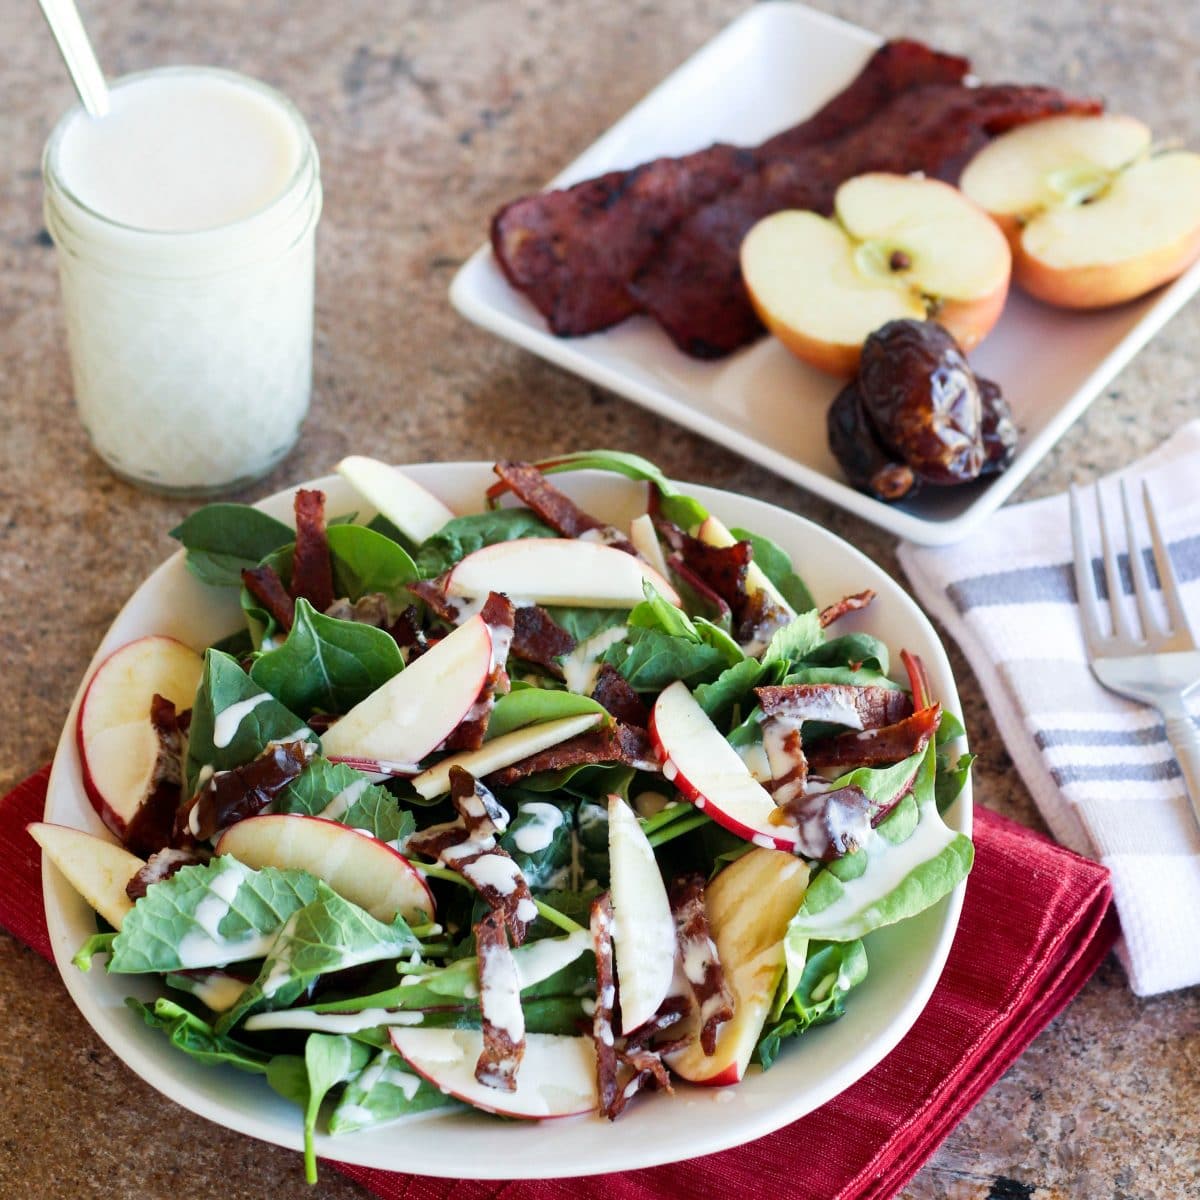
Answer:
[{"xmin": 1069, "ymin": 480, "xmax": 1200, "ymax": 827}]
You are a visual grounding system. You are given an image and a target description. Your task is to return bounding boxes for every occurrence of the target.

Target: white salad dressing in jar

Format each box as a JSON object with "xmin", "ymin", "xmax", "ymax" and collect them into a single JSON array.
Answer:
[{"xmin": 42, "ymin": 67, "xmax": 322, "ymax": 494}]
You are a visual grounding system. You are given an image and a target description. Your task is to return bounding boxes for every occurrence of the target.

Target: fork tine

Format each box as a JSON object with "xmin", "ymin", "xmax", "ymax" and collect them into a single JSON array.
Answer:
[
  {"xmin": 1121, "ymin": 478, "xmax": 1166, "ymax": 642},
  {"xmin": 1096, "ymin": 485, "xmax": 1140, "ymax": 644},
  {"xmin": 1069, "ymin": 484, "xmax": 1107, "ymax": 654},
  {"xmin": 1143, "ymin": 481, "xmax": 1197, "ymax": 645}
]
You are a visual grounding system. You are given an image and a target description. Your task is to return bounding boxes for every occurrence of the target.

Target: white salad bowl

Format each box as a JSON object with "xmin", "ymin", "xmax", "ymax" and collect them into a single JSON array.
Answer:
[{"xmin": 42, "ymin": 463, "xmax": 971, "ymax": 1178}]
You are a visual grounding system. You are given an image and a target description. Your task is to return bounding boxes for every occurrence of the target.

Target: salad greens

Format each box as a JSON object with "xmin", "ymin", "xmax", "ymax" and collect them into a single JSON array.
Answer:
[{"xmin": 65, "ymin": 450, "xmax": 972, "ymax": 1179}]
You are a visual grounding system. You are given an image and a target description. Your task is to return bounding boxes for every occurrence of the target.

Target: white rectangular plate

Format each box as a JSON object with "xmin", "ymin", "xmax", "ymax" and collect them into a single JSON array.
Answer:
[{"xmin": 450, "ymin": 1, "xmax": 1200, "ymax": 546}]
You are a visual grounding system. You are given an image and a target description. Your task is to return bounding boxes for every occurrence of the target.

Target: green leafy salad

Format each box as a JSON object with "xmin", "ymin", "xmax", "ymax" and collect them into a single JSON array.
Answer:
[{"xmin": 44, "ymin": 450, "xmax": 973, "ymax": 1182}]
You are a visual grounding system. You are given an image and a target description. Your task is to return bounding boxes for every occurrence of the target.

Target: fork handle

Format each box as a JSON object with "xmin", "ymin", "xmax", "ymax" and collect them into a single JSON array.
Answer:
[{"xmin": 1164, "ymin": 706, "xmax": 1200, "ymax": 830}]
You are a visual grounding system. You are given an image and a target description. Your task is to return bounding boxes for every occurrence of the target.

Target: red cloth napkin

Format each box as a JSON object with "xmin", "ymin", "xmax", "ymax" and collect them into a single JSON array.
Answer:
[{"xmin": 3, "ymin": 767, "xmax": 1117, "ymax": 1200}]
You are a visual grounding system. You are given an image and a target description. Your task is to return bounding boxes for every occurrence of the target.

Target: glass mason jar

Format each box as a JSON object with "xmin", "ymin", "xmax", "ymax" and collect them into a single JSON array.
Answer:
[{"xmin": 43, "ymin": 67, "xmax": 323, "ymax": 495}]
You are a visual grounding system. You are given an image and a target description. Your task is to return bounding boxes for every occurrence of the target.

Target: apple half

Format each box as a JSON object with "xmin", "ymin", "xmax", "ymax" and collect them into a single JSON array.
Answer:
[
  {"xmin": 741, "ymin": 172, "xmax": 1011, "ymax": 376},
  {"xmin": 214, "ymin": 813, "xmax": 434, "ymax": 924},
  {"xmin": 445, "ymin": 538, "xmax": 682, "ymax": 609},
  {"xmin": 75, "ymin": 635, "xmax": 204, "ymax": 843},
  {"xmin": 667, "ymin": 847, "xmax": 810, "ymax": 1085},
  {"xmin": 28, "ymin": 822, "xmax": 144, "ymax": 931},
  {"xmin": 336, "ymin": 455, "xmax": 456, "ymax": 544},
  {"xmin": 608, "ymin": 795, "xmax": 676, "ymax": 1033},
  {"xmin": 959, "ymin": 113, "xmax": 1200, "ymax": 308},
  {"xmin": 389, "ymin": 1027, "xmax": 597, "ymax": 1118},
  {"xmin": 650, "ymin": 681, "xmax": 801, "ymax": 852},
  {"xmin": 320, "ymin": 612, "xmax": 493, "ymax": 770}
]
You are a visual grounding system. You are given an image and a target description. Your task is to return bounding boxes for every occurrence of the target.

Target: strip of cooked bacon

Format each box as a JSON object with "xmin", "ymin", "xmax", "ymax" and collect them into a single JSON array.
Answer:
[
  {"xmin": 591, "ymin": 664, "xmax": 650, "ymax": 728},
  {"xmin": 760, "ymin": 715, "xmax": 808, "ymax": 807},
  {"xmin": 511, "ymin": 605, "xmax": 575, "ymax": 676},
  {"xmin": 633, "ymin": 83, "xmax": 1101, "ymax": 358},
  {"xmin": 819, "ymin": 590, "xmax": 876, "ymax": 628},
  {"xmin": 126, "ymin": 846, "xmax": 209, "ymax": 901},
  {"xmin": 756, "ymin": 683, "xmax": 913, "ymax": 730},
  {"xmin": 442, "ymin": 594, "xmax": 514, "ymax": 751},
  {"xmin": 493, "ymin": 461, "xmax": 637, "ymax": 554},
  {"xmin": 620, "ymin": 993, "xmax": 691, "ymax": 1054},
  {"xmin": 489, "ymin": 40, "xmax": 970, "ymax": 337},
  {"xmin": 486, "ymin": 721, "xmax": 658, "ymax": 787},
  {"xmin": 241, "ymin": 564, "xmax": 294, "ymax": 632},
  {"xmin": 669, "ymin": 874, "xmax": 733, "ymax": 1056},
  {"xmin": 610, "ymin": 1045, "xmax": 674, "ymax": 1118},
  {"xmin": 590, "ymin": 892, "xmax": 619, "ymax": 1118},
  {"xmin": 290, "ymin": 489, "xmax": 335, "ymax": 614},
  {"xmin": 771, "ymin": 783, "xmax": 877, "ymax": 860},
  {"xmin": 805, "ymin": 704, "xmax": 941, "ymax": 776},
  {"xmin": 408, "ymin": 768, "xmax": 537, "ymax": 945},
  {"xmin": 407, "ymin": 576, "xmax": 460, "ymax": 623},
  {"xmin": 474, "ymin": 909, "xmax": 526, "ymax": 1092},
  {"xmin": 665, "ymin": 553, "xmax": 731, "ymax": 625},
  {"xmin": 182, "ymin": 739, "xmax": 316, "ymax": 842}
]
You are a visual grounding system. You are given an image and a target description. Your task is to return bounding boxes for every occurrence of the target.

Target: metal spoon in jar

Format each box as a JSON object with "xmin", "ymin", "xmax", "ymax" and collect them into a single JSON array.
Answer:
[{"xmin": 36, "ymin": 0, "xmax": 110, "ymax": 117}]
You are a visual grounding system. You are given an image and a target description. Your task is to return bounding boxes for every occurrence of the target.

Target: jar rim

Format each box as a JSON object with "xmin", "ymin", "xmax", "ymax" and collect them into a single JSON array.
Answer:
[{"xmin": 43, "ymin": 65, "xmax": 318, "ymax": 239}]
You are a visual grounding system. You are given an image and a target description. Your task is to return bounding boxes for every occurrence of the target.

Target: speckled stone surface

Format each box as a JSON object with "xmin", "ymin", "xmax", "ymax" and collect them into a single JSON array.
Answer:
[{"xmin": 2, "ymin": 1, "xmax": 1199, "ymax": 1196}]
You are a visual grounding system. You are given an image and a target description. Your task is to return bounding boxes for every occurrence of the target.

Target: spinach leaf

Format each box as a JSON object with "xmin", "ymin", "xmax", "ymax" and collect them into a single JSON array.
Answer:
[
  {"xmin": 186, "ymin": 648, "xmax": 316, "ymax": 792},
  {"xmin": 249, "ymin": 598, "xmax": 404, "ymax": 717},
  {"xmin": 326, "ymin": 523, "xmax": 419, "ymax": 607},
  {"xmin": 786, "ymin": 746, "xmax": 973, "ymax": 943},
  {"xmin": 693, "ymin": 658, "xmax": 770, "ymax": 726},
  {"xmin": 694, "ymin": 617, "xmax": 746, "ymax": 667},
  {"xmin": 520, "ymin": 449, "xmax": 708, "ymax": 530},
  {"xmin": 366, "ymin": 512, "xmax": 420, "ymax": 556},
  {"xmin": 415, "ymin": 508, "xmax": 554, "ymax": 578},
  {"xmin": 628, "ymin": 582, "xmax": 697, "ymax": 639},
  {"xmin": 756, "ymin": 940, "xmax": 869, "ymax": 1070},
  {"xmin": 730, "ymin": 527, "xmax": 815, "ymax": 613},
  {"xmin": 799, "ymin": 633, "xmax": 890, "ymax": 675},
  {"xmin": 543, "ymin": 605, "xmax": 628, "ymax": 646},
  {"xmin": 328, "ymin": 1048, "xmax": 454, "ymax": 1133},
  {"xmin": 277, "ymin": 757, "xmax": 415, "ymax": 843},
  {"xmin": 171, "ymin": 504, "xmax": 295, "ymax": 588},
  {"xmin": 762, "ymin": 610, "xmax": 823, "ymax": 667},
  {"xmin": 600, "ymin": 625, "xmax": 727, "ymax": 692},
  {"xmin": 486, "ymin": 684, "xmax": 608, "ymax": 741},
  {"xmin": 127, "ymin": 997, "xmax": 272, "ymax": 1072},
  {"xmin": 269, "ymin": 1034, "xmax": 373, "ymax": 1183},
  {"xmin": 218, "ymin": 885, "xmax": 423, "ymax": 1031},
  {"xmin": 72, "ymin": 933, "xmax": 115, "ymax": 971},
  {"xmin": 499, "ymin": 798, "xmax": 574, "ymax": 891},
  {"xmin": 110, "ymin": 858, "xmax": 321, "ymax": 973}
]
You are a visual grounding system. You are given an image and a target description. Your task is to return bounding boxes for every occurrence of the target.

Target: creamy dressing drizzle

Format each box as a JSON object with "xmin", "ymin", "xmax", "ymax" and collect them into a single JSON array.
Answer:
[
  {"xmin": 175, "ymin": 859, "xmax": 277, "ymax": 968},
  {"xmin": 318, "ymin": 776, "xmax": 371, "ymax": 820},
  {"xmin": 211, "ymin": 694, "xmax": 273, "ymax": 749},
  {"xmin": 559, "ymin": 624, "xmax": 629, "ymax": 695},
  {"xmin": 243, "ymin": 1007, "xmax": 426, "ymax": 1033},
  {"xmin": 511, "ymin": 802, "xmax": 564, "ymax": 854}
]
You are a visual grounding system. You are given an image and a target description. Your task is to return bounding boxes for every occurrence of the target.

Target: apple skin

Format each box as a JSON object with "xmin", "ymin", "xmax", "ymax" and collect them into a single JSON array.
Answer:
[
  {"xmin": 28, "ymin": 821, "xmax": 144, "ymax": 931},
  {"xmin": 649, "ymin": 681, "xmax": 801, "ymax": 854},
  {"xmin": 667, "ymin": 847, "xmax": 810, "ymax": 1086},
  {"xmin": 214, "ymin": 813, "xmax": 435, "ymax": 924},
  {"xmin": 75, "ymin": 635, "xmax": 204, "ymax": 842}
]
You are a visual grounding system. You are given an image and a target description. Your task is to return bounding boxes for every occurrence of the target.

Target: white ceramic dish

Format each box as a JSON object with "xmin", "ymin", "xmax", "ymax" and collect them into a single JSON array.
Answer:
[
  {"xmin": 42, "ymin": 463, "xmax": 971, "ymax": 1178},
  {"xmin": 450, "ymin": 1, "xmax": 1200, "ymax": 547}
]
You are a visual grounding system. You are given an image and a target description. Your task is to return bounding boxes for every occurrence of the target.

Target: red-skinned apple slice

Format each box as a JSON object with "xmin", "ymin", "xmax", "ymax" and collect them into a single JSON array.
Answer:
[
  {"xmin": 389, "ymin": 1027, "xmax": 597, "ymax": 1118},
  {"xmin": 76, "ymin": 635, "xmax": 204, "ymax": 842},
  {"xmin": 741, "ymin": 172, "xmax": 1011, "ymax": 376},
  {"xmin": 608, "ymin": 795, "xmax": 675, "ymax": 1033},
  {"xmin": 445, "ymin": 538, "xmax": 682, "ymax": 609},
  {"xmin": 214, "ymin": 813, "xmax": 434, "ymax": 924},
  {"xmin": 319, "ymin": 613, "xmax": 493, "ymax": 768},
  {"xmin": 28, "ymin": 822, "xmax": 144, "ymax": 931},
  {"xmin": 960, "ymin": 113, "xmax": 1200, "ymax": 308},
  {"xmin": 695, "ymin": 515, "xmax": 794, "ymax": 619},
  {"xmin": 650, "ymin": 681, "xmax": 801, "ymax": 852},
  {"xmin": 667, "ymin": 848, "xmax": 810, "ymax": 1085},
  {"xmin": 336, "ymin": 455, "xmax": 456, "ymax": 544},
  {"xmin": 411, "ymin": 712, "xmax": 603, "ymax": 800}
]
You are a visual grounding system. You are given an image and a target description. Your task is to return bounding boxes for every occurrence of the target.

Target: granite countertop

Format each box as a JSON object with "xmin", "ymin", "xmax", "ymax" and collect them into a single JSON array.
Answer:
[{"xmin": 2, "ymin": 1, "xmax": 1198, "ymax": 1196}]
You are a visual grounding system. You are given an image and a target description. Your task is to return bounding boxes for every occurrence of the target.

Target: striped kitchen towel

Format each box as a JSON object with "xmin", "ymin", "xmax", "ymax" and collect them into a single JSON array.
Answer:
[{"xmin": 898, "ymin": 420, "xmax": 1200, "ymax": 996}]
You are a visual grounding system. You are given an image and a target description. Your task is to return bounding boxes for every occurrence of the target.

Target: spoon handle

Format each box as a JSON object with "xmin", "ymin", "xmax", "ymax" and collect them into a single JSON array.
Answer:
[{"xmin": 36, "ymin": 0, "xmax": 110, "ymax": 118}]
